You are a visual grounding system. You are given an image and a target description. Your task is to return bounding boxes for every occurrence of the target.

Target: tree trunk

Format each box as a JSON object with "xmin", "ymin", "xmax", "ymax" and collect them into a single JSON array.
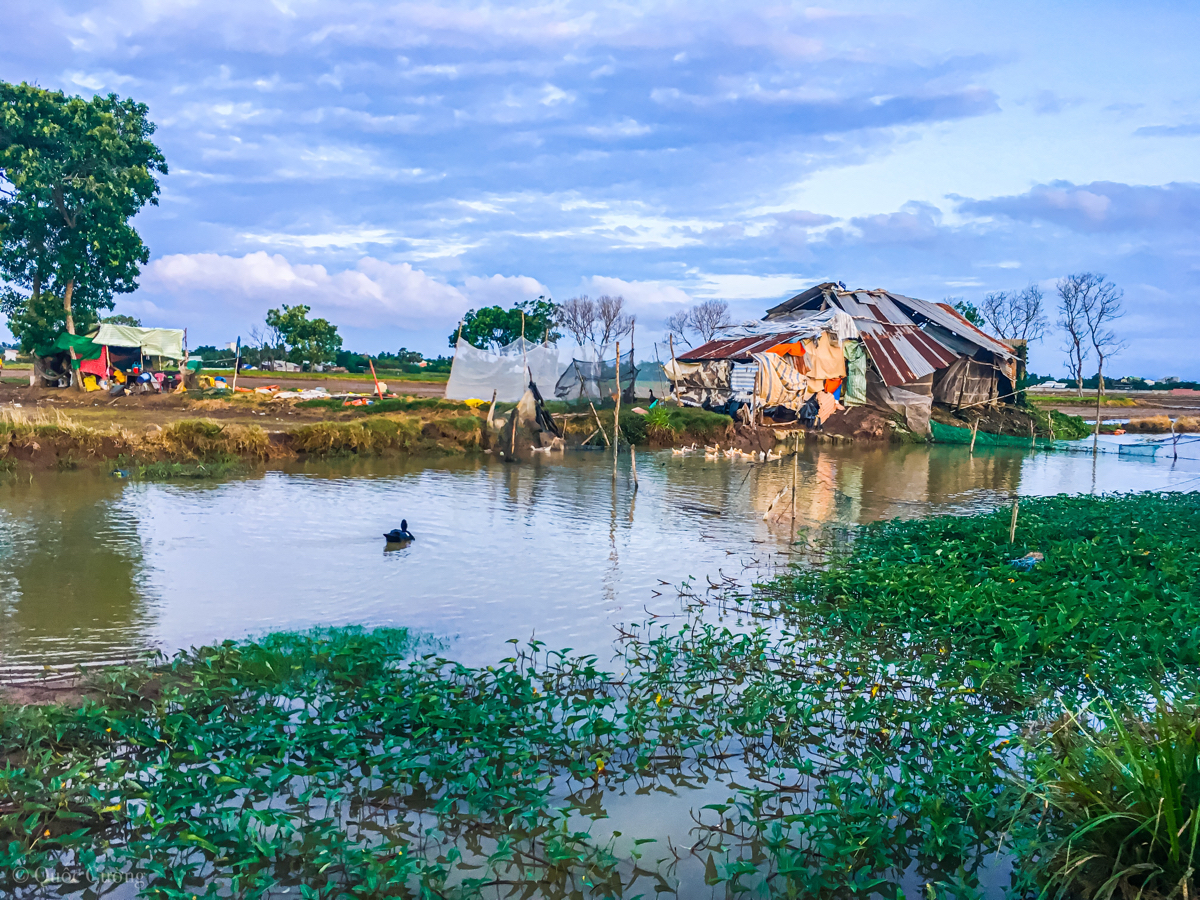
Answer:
[
  {"xmin": 63, "ymin": 279, "xmax": 86, "ymax": 392},
  {"xmin": 1093, "ymin": 356, "xmax": 1103, "ymax": 452}
]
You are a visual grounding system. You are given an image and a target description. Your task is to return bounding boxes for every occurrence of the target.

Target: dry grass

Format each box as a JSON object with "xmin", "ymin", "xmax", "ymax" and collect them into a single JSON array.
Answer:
[
  {"xmin": 1125, "ymin": 415, "xmax": 1173, "ymax": 433},
  {"xmin": 1175, "ymin": 416, "xmax": 1200, "ymax": 433}
]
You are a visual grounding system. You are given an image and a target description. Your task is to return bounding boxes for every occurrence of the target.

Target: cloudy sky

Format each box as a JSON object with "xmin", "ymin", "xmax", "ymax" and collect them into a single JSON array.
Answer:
[{"xmin": 3, "ymin": 0, "xmax": 1198, "ymax": 376}]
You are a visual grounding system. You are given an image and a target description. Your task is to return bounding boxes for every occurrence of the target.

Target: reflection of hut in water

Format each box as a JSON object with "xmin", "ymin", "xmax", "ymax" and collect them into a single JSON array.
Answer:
[{"xmin": 667, "ymin": 282, "xmax": 1019, "ymax": 437}]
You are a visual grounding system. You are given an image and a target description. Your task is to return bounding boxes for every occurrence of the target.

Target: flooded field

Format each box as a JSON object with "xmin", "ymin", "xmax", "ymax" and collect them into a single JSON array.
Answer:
[{"xmin": 2, "ymin": 441, "xmax": 1197, "ymax": 675}]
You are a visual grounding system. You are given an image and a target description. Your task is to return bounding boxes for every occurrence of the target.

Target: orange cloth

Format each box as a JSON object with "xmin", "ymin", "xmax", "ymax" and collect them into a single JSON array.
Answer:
[
  {"xmin": 768, "ymin": 341, "xmax": 806, "ymax": 357},
  {"xmin": 824, "ymin": 377, "xmax": 843, "ymax": 394}
]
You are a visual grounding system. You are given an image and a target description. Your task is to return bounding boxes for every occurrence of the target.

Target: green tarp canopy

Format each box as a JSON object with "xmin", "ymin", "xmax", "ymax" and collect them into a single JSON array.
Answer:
[
  {"xmin": 33, "ymin": 332, "xmax": 103, "ymax": 365},
  {"xmin": 94, "ymin": 324, "xmax": 185, "ymax": 360}
]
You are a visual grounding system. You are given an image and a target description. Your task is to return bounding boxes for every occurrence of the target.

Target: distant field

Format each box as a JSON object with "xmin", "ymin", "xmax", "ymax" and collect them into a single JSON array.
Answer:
[{"xmin": 193, "ymin": 368, "xmax": 449, "ymax": 383}]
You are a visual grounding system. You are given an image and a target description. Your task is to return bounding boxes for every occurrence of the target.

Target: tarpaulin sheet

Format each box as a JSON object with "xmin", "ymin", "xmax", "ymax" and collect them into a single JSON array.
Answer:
[
  {"xmin": 94, "ymin": 324, "xmax": 185, "ymax": 359},
  {"xmin": 843, "ymin": 340, "xmax": 867, "ymax": 407},
  {"xmin": 752, "ymin": 352, "xmax": 807, "ymax": 410},
  {"xmin": 34, "ymin": 332, "xmax": 103, "ymax": 364}
]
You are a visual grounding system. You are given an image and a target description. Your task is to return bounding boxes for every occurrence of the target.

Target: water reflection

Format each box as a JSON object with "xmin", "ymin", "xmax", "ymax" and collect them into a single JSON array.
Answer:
[
  {"xmin": 0, "ymin": 475, "xmax": 151, "ymax": 675},
  {"xmin": 0, "ymin": 442, "xmax": 1197, "ymax": 675}
]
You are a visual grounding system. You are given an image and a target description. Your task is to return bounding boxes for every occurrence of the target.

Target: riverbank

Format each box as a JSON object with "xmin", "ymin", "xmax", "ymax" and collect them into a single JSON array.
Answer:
[{"xmin": 2, "ymin": 492, "xmax": 1197, "ymax": 897}]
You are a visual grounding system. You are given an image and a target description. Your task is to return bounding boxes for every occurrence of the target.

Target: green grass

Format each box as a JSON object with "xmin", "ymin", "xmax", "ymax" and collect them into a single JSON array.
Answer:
[
  {"xmin": 203, "ymin": 368, "xmax": 449, "ymax": 383},
  {"xmin": 295, "ymin": 396, "xmax": 471, "ymax": 414},
  {"xmin": 114, "ymin": 453, "xmax": 246, "ymax": 480}
]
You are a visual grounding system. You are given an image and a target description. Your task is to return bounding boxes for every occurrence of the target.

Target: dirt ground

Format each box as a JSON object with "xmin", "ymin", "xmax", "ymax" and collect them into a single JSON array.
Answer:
[{"xmin": 0, "ymin": 376, "xmax": 446, "ymax": 431}]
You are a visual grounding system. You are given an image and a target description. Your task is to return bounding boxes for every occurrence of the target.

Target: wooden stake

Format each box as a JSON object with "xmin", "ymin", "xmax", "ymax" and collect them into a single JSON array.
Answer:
[
  {"xmin": 588, "ymin": 401, "xmax": 610, "ymax": 446},
  {"xmin": 791, "ymin": 439, "xmax": 798, "ymax": 522},
  {"xmin": 486, "ymin": 389, "xmax": 497, "ymax": 428},
  {"xmin": 969, "ymin": 417, "xmax": 979, "ymax": 454},
  {"xmin": 1029, "ymin": 419, "xmax": 1035, "ymax": 450},
  {"xmin": 231, "ymin": 339, "xmax": 241, "ymax": 392},
  {"xmin": 1009, "ymin": 497, "xmax": 1019, "ymax": 544},
  {"xmin": 631, "ymin": 445, "xmax": 638, "ymax": 492},
  {"xmin": 368, "ymin": 358, "xmax": 385, "ymax": 400},
  {"xmin": 668, "ymin": 333, "xmax": 678, "ymax": 399},
  {"xmin": 510, "ymin": 402, "xmax": 517, "ymax": 456},
  {"xmin": 1172, "ymin": 417, "xmax": 1179, "ymax": 460},
  {"xmin": 613, "ymin": 340, "xmax": 621, "ymax": 466}
]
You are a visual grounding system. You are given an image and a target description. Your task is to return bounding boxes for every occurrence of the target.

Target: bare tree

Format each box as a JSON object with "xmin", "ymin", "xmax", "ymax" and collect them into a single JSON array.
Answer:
[
  {"xmin": 665, "ymin": 309, "xmax": 692, "ymax": 348},
  {"xmin": 688, "ymin": 299, "xmax": 731, "ymax": 343},
  {"xmin": 595, "ymin": 295, "xmax": 635, "ymax": 349},
  {"xmin": 979, "ymin": 285, "xmax": 1047, "ymax": 342},
  {"xmin": 1056, "ymin": 277, "xmax": 1092, "ymax": 397},
  {"xmin": 1078, "ymin": 275, "xmax": 1125, "ymax": 397},
  {"xmin": 557, "ymin": 295, "xmax": 597, "ymax": 347}
]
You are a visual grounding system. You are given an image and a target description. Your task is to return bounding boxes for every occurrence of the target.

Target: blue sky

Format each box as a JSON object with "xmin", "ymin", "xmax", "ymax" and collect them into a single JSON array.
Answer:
[{"xmin": 3, "ymin": 0, "xmax": 1198, "ymax": 376}]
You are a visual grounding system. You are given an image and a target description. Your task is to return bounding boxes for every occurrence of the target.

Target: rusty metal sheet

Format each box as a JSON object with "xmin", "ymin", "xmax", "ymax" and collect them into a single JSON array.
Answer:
[
  {"xmin": 859, "ymin": 326, "xmax": 959, "ymax": 387},
  {"xmin": 678, "ymin": 331, "xmax": 805, "ymax": 361},
  {"xmin": 888, "ymin": 294, "xmax": 1016, "ymax": 359}
]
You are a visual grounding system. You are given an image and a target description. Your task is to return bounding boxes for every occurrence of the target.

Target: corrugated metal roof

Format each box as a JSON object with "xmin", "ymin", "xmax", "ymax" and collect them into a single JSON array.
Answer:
[
  {"xmin": 677, "ymin": 331, "xmax": 806, "ymax": 361},
  {"xmin": 860, "ymin": 326, "xmax": 960, "ymax": 386},
  {"xmin": 896, "ymin": 296, "xmax": 1016, "ymax": 359}
]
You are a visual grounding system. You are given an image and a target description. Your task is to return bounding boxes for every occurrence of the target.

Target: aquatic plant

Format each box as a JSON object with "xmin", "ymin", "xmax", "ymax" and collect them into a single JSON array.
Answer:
[{"xmin": 4, "ymin": 493, "xmax": 1200, "ymax": 898}]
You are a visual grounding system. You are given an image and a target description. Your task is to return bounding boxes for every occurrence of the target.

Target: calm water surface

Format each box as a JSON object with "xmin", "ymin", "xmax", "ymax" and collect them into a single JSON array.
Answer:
[{"xmin": 2, "ymin": 442, "xmax": 1198, "ymax": 676}]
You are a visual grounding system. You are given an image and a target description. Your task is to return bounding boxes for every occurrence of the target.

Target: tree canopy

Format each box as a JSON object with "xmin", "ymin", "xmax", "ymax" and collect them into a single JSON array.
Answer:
[
  {"xmin": 450, "ymin": 296, "xmax": 560, "ymax": 350},
  {"xmin": 265, "ymin": 304, "xmax": 342, "ymax": 366},
  {"xmin": 0, "ymin": 81, "xmax": 167, "ymax": 353}
]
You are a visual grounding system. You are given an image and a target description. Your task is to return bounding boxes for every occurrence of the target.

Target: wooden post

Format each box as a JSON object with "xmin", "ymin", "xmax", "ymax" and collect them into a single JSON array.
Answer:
[
  {"xmin": 456, "ymin": 321, "xmax": 463, "ymax": 344},
  {"xmin": 510, "ymin": 402, "xmax": 517, "ymax": 457},
  {"xmin": 486, "ymin": 389, "xmax": 497, "ymax": 428},
  {"xmin": 613, "ymin": 341, "xmax": 621, "ymax": 465},
  {"xmin": 668, "ymin": 334, "xmax": 679, "ymax": 398},
  {"xmin": 791, "ymin": 438, "xmax": 798, "ymax": 523},
  {"xmin": 631, "ymin": 445, "xmax": 638, "ymax": 492},
  {"xmin": 969, "ymin": 417, "xmax": 979, "ymax": 454},
  {"xmin": 1009, "ymin": 497, "xmax": 1019, "ymax": 544},
  {"xmin": 1172, "ymin": 417, "xmax": 1179, "ymax": 460},
  {"xmin": 368, "ymin": 359, "xmax": 384, "ymax": 400},
  {"xmin": 231, "ymin": 338, "xmax": 242, "ymax": 392},
  {"xmin": 1029, "ymin": 419, "xmax": 1034, "ymax": 450},
  {"xmin": 589, "ymin": 401, "xmax": 610, "ymax": 446},
  {"xmin": 1093, "ymin": 375, "xmax": 1102, "ymax": 453}
]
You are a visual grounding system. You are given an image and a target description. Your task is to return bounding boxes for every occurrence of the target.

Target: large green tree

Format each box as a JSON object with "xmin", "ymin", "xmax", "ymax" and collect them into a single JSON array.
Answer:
[
  {"xmin": 265, "ymin": 304, "xmax": 342, "ymax": 367},
  {"xmin": 450, "ymin": 296, "xmax": 560, "ymax": 350},
  {"xmin": 0, "ymin": 82, "xmax": 166, "ymax": 378}
]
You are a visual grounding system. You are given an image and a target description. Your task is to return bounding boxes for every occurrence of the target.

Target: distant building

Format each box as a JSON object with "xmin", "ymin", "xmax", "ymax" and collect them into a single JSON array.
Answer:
[{"xmin": 3, "ymin": 349, "xmax": 17, "ymax": 362}]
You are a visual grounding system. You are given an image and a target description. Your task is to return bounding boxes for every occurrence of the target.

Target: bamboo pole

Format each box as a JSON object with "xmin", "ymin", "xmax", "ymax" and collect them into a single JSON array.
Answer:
[
  {"xmin": 1009, "ymin": 497, "xmax": 1019, "ymax": 544},
  {"xmin": 668, "ymin": 334, "xmax": 678, "ymax": 398},
  {"xmin": 368, "ymin": 359, "xmax": 384, "ymax": 400},
  {"xmin": 589, "ymin": 401, "xmax": 610, "ymax": 446},
  {"xmin": 231, "ymin": 338, "xmax": 241, "ymax": 392},
  {"xmin": 791, "ymin": 436, "xmax": 798, "ymax": 523},
  {"xmin": 1172, "ymin": 417, "xmax": 1179, "ymax": 460},
  {"xmin": 631, "ymin": 445, "xmax": 638, "ymax": 492},
  {"xmin": 486, "ymin": 389, "xmax": 497, "ymax": 428},
  {"xmin": 969, "ymin": 417, "xmax": 979, "ymax": 454},
  {"xmin": 613, "ymin": 340, "xmax": 622, "ymax": 467}
]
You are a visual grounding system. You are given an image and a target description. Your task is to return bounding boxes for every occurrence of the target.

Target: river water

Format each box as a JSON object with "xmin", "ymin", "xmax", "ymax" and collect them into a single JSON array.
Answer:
[{"xmin": 2, "ymin": 441, "xmax": 1197, "ymax": 678}]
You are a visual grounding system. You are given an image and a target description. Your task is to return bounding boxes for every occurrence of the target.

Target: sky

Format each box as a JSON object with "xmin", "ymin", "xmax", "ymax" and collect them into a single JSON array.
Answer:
[{"xmin": 2, "ymin": 0, "xmax": 1198, "ymax": 377}]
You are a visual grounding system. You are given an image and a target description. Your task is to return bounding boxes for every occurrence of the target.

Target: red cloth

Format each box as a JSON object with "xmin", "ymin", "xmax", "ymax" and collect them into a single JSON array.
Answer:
[{"xmin": 79, "ymin": 355, "xmax": 108, "ymax": 377}]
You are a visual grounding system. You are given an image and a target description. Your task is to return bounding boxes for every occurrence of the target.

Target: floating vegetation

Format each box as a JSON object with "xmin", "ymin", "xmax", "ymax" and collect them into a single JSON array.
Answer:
[{"xmin": 3, "ymin": 493, "xmax": 1199, "ymax": 898}]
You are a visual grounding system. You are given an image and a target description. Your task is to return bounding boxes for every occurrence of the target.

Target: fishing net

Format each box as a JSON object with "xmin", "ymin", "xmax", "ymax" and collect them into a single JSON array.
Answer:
[
  {"xmin": 554, "ymin": 348, "xmax": 639, "ymax": 401},
  {"xmin": 930, "ymin": 420, "xmax": 1041, "ymax": 447},
  {"xmin": 445, "ymin": 337, "xmax": 568, "ymax": 403}
]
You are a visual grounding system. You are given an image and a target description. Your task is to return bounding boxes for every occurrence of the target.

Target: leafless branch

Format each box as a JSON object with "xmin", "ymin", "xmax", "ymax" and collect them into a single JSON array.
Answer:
[
  {"xmin": 596, "ymin": 295, "xmax": 635, "ymax": 349},
  {"xmin": 665, "ymin": 310, "xmax": 692, "ymax": 348},
  {"xmin": 557, "ymin": 295, "xmax": 597, "ymax": 347},
  {"xmin": 688, "ymin": 299, "xmax": 731, "ymax": 344}
]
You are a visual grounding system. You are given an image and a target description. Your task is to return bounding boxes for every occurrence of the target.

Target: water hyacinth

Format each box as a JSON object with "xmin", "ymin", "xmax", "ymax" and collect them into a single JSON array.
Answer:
[{"xmin": 1, "ymin": 492, "xmax": 1199, "ymax": 898}]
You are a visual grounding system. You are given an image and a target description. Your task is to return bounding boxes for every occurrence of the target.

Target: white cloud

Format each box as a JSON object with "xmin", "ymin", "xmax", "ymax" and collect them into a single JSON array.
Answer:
[
  {"xmin": 240, "ymin": 228, "xmax": 400, "ymax": 249},
  {"xmin": 141, "ymin": 251, "xmax": 468, "ymax": 328},
  {"xmin": 686, "ymin": 272, "xmax": 809, "ymax": 300},
  {"xmin": 578, "ymin": 276, "xmax": 692, "ymax": 308},
  {"xmin": 461, "ymin": 273, "xmax": 549, "ymax": 308}
]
